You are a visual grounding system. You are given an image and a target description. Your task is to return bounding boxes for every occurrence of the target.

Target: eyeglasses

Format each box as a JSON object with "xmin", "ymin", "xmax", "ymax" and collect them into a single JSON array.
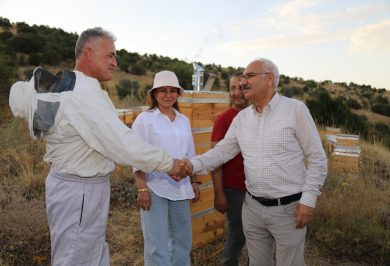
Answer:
[{"xmin": 240, "ymin": 72, "xmax": 269, "ymax": 81}]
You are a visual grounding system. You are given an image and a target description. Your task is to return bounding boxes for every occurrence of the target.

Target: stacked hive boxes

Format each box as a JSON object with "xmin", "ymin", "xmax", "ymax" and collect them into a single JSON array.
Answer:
[
  {"xmin": 178, "ymin": 90, "xmax": 230, "ymax": 249},
  {"xmin": 324, "ymin": 127, "xmax": 341, "ymax": 154},
  {"xmin": 117, "ymin": 106, "xmax": 148, "ymax": 127},
  {"xmin": 325, "ymin": 127, "xmax": 361, "ymax": 172}
]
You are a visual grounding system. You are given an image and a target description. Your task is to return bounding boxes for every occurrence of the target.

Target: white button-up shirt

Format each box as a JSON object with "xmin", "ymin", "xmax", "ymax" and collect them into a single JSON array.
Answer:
[
  {"xmin": 132, "ymin": 108, "xmax": 196, "ymax": 200},
  {"xmin": 191, "ymin": 93, "xmax": 327, "ymax": 207}
]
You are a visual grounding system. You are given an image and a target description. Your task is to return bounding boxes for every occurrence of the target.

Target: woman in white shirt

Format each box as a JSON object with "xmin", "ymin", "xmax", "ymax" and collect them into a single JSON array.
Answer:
[{"xmin": 132, "ymin": 70, "xmax": 200, "ymax": 266}]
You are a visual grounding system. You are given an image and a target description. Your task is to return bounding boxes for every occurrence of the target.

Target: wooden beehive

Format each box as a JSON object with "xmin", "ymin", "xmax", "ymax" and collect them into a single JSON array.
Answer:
[
  {"xmin": 336, "ymin": 134, "xmax": 359, "ymax": 147},
  {"xmin": 325, "ymin": 127, "xmax": 341, "ymax": 136},
  {"xmin": 117, "ymin": 109, "xmax": 134, "ymax": 126},
  {"xmin": 178, "ymin": 90, "xmax": 230, "ymax": 249},
  {"xmin": 324, "ymin": 127, "xmax": 341, "ymax": 154},
  {"xmin": 330, "ymin": 146, "xmax": 361, "ymax": 173},
  {"xmin": 116, "ymin": 106, "xmax": 148, "ymax": 127}
]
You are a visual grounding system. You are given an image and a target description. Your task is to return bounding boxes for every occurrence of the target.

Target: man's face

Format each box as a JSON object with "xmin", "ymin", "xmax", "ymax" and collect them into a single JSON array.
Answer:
[
  {"xmin": 88, "ymin": 37, "xmax": 117, "ymax": 82},
  {"xmin": 240, "ymin": 61, "xmax": 271, "ymax": 100},
  {"xmin": 229, "ymin": 76, "xmax": 249, "ymax": 109}
]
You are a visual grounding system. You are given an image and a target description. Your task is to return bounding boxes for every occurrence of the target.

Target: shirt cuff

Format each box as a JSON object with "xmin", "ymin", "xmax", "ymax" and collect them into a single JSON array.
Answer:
[
  {"xmin": 299, "ymin": 192, "xmax": 317, "ymax": 208},
  {"xmin": 190, "ymin": 158, "xmax": 205, "ymax": 175}
]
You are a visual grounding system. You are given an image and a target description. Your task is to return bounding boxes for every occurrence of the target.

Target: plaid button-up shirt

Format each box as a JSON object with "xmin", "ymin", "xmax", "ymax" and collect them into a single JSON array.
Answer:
[{"xmin": 191, "ymin": 93, "xmax": 327, "ymax": 208}]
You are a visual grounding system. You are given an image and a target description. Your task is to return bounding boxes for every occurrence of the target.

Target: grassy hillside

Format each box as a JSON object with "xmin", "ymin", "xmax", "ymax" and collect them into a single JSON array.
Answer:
[
  {"xmin": 2, "ymin": 17, "xmax": 390, "ymax": 148},
  {"xmin": 0, "ymin": 16, "xmax": 389, "ymax": 265}
]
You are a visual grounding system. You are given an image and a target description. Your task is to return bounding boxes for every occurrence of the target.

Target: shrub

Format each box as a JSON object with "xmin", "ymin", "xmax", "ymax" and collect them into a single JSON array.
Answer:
[
  {"xmin": 0, "ymin": 17, "xmax": 11, "ymax": 28},
  {"xmin": 0, "ymin": 31, "xmax": 13, "ymax": 41},
  {"xmin": 372, "ymin": 103, "xmax": 390, "ymax": 117},
  {"xmin": 42, "ymin": 49, "xmax": 62, "ymax": 65},
  {"xmin": 28, "ymin": 52, "xmax": 43, "ymax": 66},
  {"xmin": 346, "ymin": 98, "xmax": 361, "ymax": 109},
  {"xmin": 0, "ymin": 48, "xmax": 17, "ymax": 97},
  {"xmin": 116, "ymin": 78, "xmax": 132, "ymax": 100},
  {"xmin": 130, "ymin": 64, "xmax": 146, "ymax": 75},
  {"xmin": 119, "ymin": 61, "xmax": 129, "ymax": 73}
]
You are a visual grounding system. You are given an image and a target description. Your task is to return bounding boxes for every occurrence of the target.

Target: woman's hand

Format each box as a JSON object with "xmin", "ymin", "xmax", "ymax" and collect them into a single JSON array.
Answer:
[{"xmin": 137, "ymin": 189, "xmax": 151, "ymax": 211}]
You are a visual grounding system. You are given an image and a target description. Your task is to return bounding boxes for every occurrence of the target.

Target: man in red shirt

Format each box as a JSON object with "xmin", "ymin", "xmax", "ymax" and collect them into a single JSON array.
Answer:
[{"xmin": 211, "ymin": 73, "xmax": 250, "ymax": 265}]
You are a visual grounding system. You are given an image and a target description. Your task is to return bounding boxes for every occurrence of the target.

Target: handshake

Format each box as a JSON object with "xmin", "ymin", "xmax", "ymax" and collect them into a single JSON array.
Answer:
[{"xmin": 167, "ymin": 159, "xmax": 193, "ymax": 181}]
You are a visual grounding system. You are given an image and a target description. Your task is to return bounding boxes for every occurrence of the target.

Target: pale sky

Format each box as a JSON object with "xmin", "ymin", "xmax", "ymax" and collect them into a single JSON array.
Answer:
[{"xmin": 1, "ymin": 0, "xmax": 390, "ymax": 90}]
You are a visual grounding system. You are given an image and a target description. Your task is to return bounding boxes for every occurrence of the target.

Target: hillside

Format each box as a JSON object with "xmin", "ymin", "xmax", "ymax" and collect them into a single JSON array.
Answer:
[
  {"xmin": 1, "ymin": 16, "xmax": 390, "ymax": 148},
  {"xmin": 0, "ymin": 17, "xmax": 389, "ymax": 266}
]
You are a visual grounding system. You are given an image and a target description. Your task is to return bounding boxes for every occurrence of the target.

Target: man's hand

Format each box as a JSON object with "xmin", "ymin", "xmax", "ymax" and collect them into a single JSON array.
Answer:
[
  {"xmin": 191, "ymin": 182, "xmax": 200, "ymax": 203},
  {"xmin": 295, "ymin": 203, "xmax": 315, "ymax": 228},
  {"xmin": 214, "ymin": 191, "xmax": 228, "ymax": 213},
  {"xmin": 167, "ymin": 159, "xmax": 188, "ymax": 181},
  {"xmin": 179, "ymin": 158, "xmax": 193, "ymax": 175}
]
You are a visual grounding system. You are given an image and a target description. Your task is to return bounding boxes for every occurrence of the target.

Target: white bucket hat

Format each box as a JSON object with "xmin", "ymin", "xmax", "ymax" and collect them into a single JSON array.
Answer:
[{"xmin": 149, "ymin": 70, "xmax": 184, "ymax": 94}]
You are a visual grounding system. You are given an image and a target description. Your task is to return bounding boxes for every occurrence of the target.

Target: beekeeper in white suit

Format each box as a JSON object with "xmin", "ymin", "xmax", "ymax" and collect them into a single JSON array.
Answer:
[{"xmin": 9, "ymin": 27, "xmax": 187, "ymax": 266}]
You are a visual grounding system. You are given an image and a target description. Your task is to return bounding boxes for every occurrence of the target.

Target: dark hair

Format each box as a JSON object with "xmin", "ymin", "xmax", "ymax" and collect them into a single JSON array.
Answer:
[
  {"xmin": 147, "ymin": 88, "xmax": 181, "ymax": 111},
  {"xmin": 229, "ymin": 72, "xmax": 243, "ymax": 88}
]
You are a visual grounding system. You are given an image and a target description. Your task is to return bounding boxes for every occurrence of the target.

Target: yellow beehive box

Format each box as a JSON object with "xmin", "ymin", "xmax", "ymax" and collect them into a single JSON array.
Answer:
[
  {"xmin": 178, "ymin": 90, "xmax": 230, "ymax": 249},
  {"xmin": 178, "ymin": 90, "xmax": 230, "ymax": 128},
  {"xmin": 330, "ymin": 146, "xmax": 361, "ymax": 173},
  {"xmin": 336, "ymin": 134, "xmax": 359, "ymax": 147},
  {"xmin": 117, "ymin": 109, "xmax": 134, "ymax": 126},
  {"xmin": 325, "ymin": 127, "xmax": 341, "ymax": 136},
  {"xmin": 330, "ymin": 153, "xmax": 360, "ymax": 172},
  {"xmin": 192, "ymin": 129, "xmax": 212, "ymax": 155}
]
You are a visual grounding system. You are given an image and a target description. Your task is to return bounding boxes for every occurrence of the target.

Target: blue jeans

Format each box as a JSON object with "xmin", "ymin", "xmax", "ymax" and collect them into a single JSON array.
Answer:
[
  {"xmin": 141, "ymin": 190, "xmax": 191, "ymax": 266},
  {"xmin": 222, "ymin": 188, "xmax": 246, "ymax": 266}
]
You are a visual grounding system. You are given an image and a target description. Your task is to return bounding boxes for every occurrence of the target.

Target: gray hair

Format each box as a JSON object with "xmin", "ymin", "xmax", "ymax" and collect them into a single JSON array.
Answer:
[
  {"xmin": 253, "ymin": 58, "xmax": 280, "ymax": 89},
  {"xmin": 75, "ymin": 27, "xmax": 116, "ymax": 59}
]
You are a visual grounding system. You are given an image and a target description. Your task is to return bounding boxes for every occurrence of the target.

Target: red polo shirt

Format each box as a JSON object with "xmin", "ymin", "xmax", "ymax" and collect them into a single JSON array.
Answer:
[{"xmin": 211, "ymin": 108, "xmax": 246, "ymax": 192}]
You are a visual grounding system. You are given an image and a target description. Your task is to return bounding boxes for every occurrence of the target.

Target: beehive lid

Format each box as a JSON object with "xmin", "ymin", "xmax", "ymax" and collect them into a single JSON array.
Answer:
[
  {"xmin": 336, "ymin": 134, "xmax": 359, "ymax": 140},
  {"xmin": 179, "ymin": 90, "xmax": 230, "ymax": 103},
  {"xmin": 116, "ymin": 108, "xmax": 133, "ymax": 115},
  {"xmin": 333, "ymin": 145, "xmax": 361, "ymax": 155}
]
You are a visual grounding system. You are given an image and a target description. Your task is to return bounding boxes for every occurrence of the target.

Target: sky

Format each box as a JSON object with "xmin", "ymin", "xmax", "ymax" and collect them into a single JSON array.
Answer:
[{"xmin": 1, "ymin": 0, "xmax": 390, "ymax": 90}]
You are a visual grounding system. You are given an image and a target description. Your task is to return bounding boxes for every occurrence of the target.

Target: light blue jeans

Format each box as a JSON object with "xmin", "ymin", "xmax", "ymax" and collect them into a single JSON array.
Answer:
[{"xmin": 141, "ymin": 190, "xmax": 192, "ymax": 266}]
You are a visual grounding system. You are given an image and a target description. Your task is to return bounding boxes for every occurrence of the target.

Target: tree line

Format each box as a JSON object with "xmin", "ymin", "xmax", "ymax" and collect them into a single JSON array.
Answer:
[{"xmin": 1, "ymin": 16, "xmax": 390, "ymax": 148}]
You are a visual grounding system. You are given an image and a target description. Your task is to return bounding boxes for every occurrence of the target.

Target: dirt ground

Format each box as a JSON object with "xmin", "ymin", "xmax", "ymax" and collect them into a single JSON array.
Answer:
[{"xmin": 107, "ymin": 206, "xmax": 370, "ymax": 266}]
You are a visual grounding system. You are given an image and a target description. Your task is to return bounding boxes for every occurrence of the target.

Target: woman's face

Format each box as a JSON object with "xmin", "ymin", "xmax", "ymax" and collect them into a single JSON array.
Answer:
[{"xmin": 154, "ymin": 86, "xmax": 179, "ymax": 108}]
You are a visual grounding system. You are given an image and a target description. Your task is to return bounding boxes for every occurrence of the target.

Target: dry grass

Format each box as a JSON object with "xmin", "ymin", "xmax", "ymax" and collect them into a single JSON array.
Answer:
[
  {"xmin": 1, "ymin": 113, "xmax": 389, "ymax": 265},
  {"xmin": 352, "ymin": 109, "xmax": 390, "ymax": 124}
]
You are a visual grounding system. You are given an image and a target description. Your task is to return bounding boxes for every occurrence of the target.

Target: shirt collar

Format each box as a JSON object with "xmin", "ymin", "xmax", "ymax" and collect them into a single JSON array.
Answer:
[
  {"xmin": 250, "ymin": 92, "xmax": 281, "ymax": 114},
  {"xmin": 268, "ymin": 92, "xmax": 280, "ymax": 110},
  {"xmin": 151, "ymin": 107, "xmax": 180, "ymax": 118}
]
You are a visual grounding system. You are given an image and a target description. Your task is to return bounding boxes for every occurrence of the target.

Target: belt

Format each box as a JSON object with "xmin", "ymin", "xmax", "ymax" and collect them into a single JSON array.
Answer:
[{"xmin": 247, "ymin": 191, "xmax": 302, "ymax": 207}]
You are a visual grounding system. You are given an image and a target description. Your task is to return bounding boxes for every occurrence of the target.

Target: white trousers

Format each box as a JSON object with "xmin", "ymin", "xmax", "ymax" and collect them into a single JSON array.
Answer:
[
  {"xmin": 242, "ymin": 193, "xmax": 307, "ymax": 266},
  {"xmin": 45, "ymin": 170, "xmax": 111, "ymax": 266}
]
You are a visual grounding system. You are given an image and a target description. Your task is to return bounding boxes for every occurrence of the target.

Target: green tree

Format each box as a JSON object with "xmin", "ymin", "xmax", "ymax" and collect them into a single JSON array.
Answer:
[
  {"xmin": 0, "ymin": 48, "xmax": 17, "ymax": 97},
  {"xmin": 171, "ymin": 61, "xmax": 192, "ymax": 90},
  {"xmin": 0, "ymin": 17, "xmax": 11, "ymax": 28},
  {"xmin": 43, "ymin": 50, "xmax": 62, "ymax": 65},
  {"xmin": 116, "ymin": 78, "xmax": 133, "ymax": 100},
  {"xmin": 28, "ymin": 52, "xmax": 43, "ymax": 65},
  {"xmin": 119, "ymin": 61, "xmax": 129, "ymax": 73},
  {"xmin": 130, "ymin": 64, "xmax": 146, "ymax": 75},
  {"xmin": 346, "ymin": 98, "xmax": 361, "ymax": 109}
]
